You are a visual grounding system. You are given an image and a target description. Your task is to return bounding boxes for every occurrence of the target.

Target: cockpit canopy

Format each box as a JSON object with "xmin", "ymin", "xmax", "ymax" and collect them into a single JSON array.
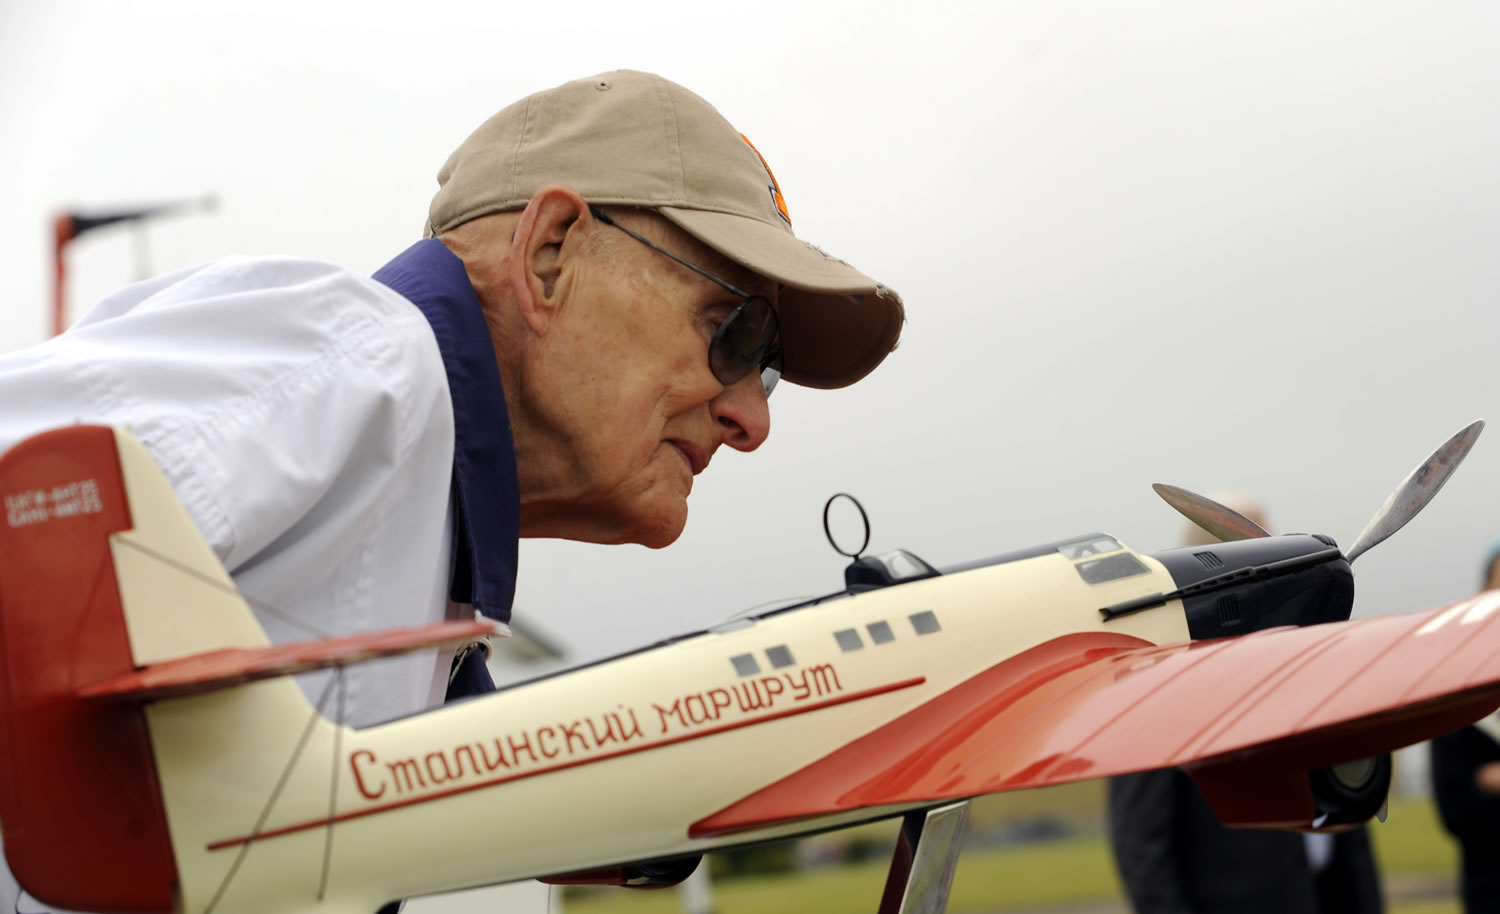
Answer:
[{"xmin": 845, "ymin": 549, "xmax": 941, "ymax": 592}]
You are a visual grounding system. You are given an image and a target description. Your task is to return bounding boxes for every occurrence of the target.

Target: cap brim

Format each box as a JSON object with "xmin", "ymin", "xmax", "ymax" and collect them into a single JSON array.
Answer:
[{"xmin": 659, "ymin": 206, "xmax": 904, "ymax": 390}]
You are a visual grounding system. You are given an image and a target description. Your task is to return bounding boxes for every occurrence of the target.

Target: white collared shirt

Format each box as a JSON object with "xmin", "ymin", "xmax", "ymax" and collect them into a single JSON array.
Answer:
[
  {"xmin": 0, "ymin": 256, "xmax": 459, "ymax": 725},
  {"xmin": 0, "ymin": 254, "xmax": 557, "ymax": 913}
]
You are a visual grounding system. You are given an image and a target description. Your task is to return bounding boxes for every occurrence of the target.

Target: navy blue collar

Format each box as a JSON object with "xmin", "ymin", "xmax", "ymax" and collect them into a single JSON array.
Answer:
[{"xmin": 374, "ymin": 240, "xmax": 519, "ymax": 625}]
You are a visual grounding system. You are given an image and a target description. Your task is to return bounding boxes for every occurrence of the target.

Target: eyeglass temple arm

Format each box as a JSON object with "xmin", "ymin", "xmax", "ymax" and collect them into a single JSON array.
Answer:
[{"xmin": 588, "ymin": 206, "xmax": 754, "ymax": 299}]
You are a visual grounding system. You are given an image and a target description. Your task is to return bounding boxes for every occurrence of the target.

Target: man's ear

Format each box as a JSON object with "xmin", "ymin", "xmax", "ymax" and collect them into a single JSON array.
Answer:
[{"xmin": 508, "ymin": 185, "xmax": 589, "ymax": 336}]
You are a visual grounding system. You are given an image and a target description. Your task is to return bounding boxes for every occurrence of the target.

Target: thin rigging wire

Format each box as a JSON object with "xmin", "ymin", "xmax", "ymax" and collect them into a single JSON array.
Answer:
[
  {"xmin": 203, "ymin": 675, "xmax": 337, "ymax": 914},
  {"xmin": 318, "ymin": 667, "xmax": 347, "ymax": 900},
  {"xmin": 114, "ymin": 536, "xmax": 330, "ymax": 639}
]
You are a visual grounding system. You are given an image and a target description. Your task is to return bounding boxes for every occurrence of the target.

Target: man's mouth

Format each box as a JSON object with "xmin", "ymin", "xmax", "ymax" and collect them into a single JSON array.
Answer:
[{"xmin": 669, "ymin": 440, "xmax": 708, "ymax": 476}]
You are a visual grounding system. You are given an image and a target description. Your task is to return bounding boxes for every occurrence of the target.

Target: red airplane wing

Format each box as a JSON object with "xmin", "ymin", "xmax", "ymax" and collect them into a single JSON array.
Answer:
[
  {"xmin": 694, "ymin": 592, "xmax": 1500, "ymax": 837},
  {"xmin": 78, "ymin": 618, "xmax": 502, "ymax": 701}
]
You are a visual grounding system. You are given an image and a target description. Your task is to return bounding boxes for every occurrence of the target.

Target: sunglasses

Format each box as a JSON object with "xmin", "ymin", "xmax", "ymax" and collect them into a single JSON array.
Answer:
[{"xmin": 590, "ymin": 207, "xmax": 784, "ymax": 397}]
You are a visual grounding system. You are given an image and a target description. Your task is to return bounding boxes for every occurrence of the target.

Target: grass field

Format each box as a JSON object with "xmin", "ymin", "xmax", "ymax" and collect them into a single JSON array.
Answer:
[{"xmin": 562, "ymin": 796, "xmax": 1463, "ymax": 913}]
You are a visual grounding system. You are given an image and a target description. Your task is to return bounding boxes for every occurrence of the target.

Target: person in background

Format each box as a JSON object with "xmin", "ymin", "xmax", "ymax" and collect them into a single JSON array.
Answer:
[
  {"xmin": 1108, "ymin": 495, "xmax": 1383, "ymax": 914},
  {"xmin": 1429, "ymin": 539, "xmax": 1500, "ymax": 912}
]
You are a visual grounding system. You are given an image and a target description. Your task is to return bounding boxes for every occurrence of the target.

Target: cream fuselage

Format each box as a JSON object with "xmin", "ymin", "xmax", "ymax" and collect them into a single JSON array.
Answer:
[{"xmin": 144, "ymin": 538, "xmax": 1190, "ymax": 912}]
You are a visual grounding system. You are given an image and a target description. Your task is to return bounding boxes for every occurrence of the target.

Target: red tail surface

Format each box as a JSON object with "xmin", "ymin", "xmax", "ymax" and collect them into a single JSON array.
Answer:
[{"xmin": 0, "ymin": 426, "xmax": 177, "ymax": 912}]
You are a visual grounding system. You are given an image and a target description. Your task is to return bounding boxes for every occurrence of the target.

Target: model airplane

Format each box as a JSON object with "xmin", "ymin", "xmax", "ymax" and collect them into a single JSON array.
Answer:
[{"xmin": 2, "ymin": 421, "xmax": 1498, "ymax": 914}]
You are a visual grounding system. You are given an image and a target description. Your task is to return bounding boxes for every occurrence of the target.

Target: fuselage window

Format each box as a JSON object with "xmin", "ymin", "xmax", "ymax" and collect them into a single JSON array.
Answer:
[
  {"xmin": 909, "ymin": 610, "xmax": 941, "ymax": 635},
  {"xmin": 1076, "ymin": 553, "xmax": 1150, "ymax": 585},
  {"xmin": 834, "ymin": 628, "xmax": 864, "ymax": 652},
  {"xmin": 766, "ymin": 645, "xmax": 797, "ymax": 669},
  {"xmin": 731, "ymin": 653, "xmax": 760, "ymax": 676},
  {"xmin": 1058, "ymin": 535, "xmax": 1121, "ymax": 560},
  {"xmin": 867, "ymin": 621, "xmax": 895, "ymax": 644}
]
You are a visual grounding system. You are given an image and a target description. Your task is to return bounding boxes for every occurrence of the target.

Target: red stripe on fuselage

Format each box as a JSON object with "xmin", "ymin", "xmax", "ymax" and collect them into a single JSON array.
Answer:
[{"xmin": 206, "ymin": 675, "xmax": 926, "ymax": 851}]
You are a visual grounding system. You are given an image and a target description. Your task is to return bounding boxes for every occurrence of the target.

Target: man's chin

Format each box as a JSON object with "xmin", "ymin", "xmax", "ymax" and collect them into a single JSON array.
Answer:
[
  {"xmin": 633, "ymin": 490, "xmax": 692, "ymax": 548},
  {"xmin": 589, "ymin": 496, "xmax": 687, "ymax": 549},
  {"xmin": 634, "ymin": 507, "xmax": 688, "ymax": 549}
]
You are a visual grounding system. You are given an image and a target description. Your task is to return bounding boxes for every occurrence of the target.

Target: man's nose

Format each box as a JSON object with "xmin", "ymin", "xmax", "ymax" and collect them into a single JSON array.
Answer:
[{"xmin": 711, "ymin": 373, "xmax": 772, "ymax": 452}]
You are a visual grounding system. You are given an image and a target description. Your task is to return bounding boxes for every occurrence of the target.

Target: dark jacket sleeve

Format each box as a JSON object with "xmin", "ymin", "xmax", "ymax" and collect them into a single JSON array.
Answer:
[
  {"xmin": 1430, "ymin": 726, "xmax": 1500, "ymax": 843},
  {"xmin": 1108, "ymin": 771, "xmax": 1195, "ymax": 914}
]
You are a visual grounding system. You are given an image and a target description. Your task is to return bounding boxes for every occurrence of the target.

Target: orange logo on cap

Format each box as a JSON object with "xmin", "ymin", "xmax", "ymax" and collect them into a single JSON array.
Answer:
[{"xmin": 741, "ymin": 134, "xmax": 791, "ymax": 227}]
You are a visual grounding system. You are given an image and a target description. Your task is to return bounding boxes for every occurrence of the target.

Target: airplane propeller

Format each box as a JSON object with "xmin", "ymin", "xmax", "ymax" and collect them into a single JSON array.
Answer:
[
  {"xmin": 1342, "ymin": 420, "xmax": 1484, "ymax": 563},
  {"xmin": 1154, "ymin": 419, "xmax": 1485, "ymax": 564},
  {"xmin": 1152, "ymin": 419, "xmax": 1483, "ymax": 828},
  {"xmin": 1151, "ymin": 484, "xmax": 1271, "ymax": 542}
]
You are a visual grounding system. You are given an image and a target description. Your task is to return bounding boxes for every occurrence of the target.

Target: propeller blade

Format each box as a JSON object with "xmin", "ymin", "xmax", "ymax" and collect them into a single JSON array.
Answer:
[
  {"xmin": 1151, "ymin": 484, "xmax": 1272, "ymax": 542},
  {"xmin": 1345, "ymin": 419, "xmax": 1484, "ymax": 564}
]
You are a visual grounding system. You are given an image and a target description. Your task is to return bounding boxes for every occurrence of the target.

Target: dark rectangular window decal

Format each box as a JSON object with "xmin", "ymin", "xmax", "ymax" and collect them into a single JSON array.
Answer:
[
  {"xmin": 909, "ymin": 610, "xmax": 941, "ymax": 635},
  {"xmin": 867, "ymin": 621, "xmax": 895, "ymax": 644},
  {"xmin": 766, "ymin": 645, "xmax": 796, "ymax": 668},
  {"xmin": 1075, "ymin": 553, "xmax": 1150, "ymax": 585},
  {"xmin": 834, "ymin": 628, "xmax": 864, "ymax": 652},
  {"xmin": 731, "ymin": 653, "xmax": 760, "ymax": 676}
]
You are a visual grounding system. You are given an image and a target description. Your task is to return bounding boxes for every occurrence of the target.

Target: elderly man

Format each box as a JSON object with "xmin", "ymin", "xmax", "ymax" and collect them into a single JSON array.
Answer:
[{"xmin": 0, "ymin": 70, "xmax": 902, "ymax": 912}]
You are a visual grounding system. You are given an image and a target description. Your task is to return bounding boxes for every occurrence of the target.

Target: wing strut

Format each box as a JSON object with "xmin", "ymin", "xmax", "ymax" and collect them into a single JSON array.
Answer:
[{"xmin": 878, "ymin": 800, "xmax": 971, "ymax": 914}]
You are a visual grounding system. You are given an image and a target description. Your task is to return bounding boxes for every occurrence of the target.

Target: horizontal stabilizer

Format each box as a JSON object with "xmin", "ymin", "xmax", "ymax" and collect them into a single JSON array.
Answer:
[{"xmin": 80, "ymin": 618, "xmax": 504, "ymax": 701}]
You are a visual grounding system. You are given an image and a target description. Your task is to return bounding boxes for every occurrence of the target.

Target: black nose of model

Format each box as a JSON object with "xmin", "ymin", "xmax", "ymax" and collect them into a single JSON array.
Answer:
[{"xmin": 1148, "ymin": 535, "xmax": 1355, "ymax": 639}]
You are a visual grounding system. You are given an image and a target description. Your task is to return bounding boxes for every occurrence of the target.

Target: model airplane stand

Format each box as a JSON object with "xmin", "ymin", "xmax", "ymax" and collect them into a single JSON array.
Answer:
[{"xmin": 877, "ymin": 800, "xmax": 971, "ymax": 914}]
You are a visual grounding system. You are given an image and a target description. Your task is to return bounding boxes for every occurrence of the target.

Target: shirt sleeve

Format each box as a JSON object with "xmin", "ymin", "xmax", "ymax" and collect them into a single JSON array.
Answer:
[
  {"xmin": 0, "ymin": 255, "xmax": 451, "ymax": 574},
  {"xmin": 1431, "ymin": 725, "xmax": 1500, "ymax": 844}
]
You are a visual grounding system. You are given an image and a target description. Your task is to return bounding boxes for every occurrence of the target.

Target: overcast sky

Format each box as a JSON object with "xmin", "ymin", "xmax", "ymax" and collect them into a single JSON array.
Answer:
[{"xmin": 3, "ymin": 1, "xmax": 1498, "ymax": 667}]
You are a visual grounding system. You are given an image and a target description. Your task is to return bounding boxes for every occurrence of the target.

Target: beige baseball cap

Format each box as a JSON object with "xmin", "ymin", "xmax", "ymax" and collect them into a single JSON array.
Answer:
[{"xmin": 426, "ymin": 70, "xmax": 904, "ymax": 390}]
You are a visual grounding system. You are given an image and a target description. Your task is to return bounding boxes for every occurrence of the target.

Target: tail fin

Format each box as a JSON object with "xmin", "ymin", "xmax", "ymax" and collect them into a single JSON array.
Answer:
[
  {"xmin": 1, "ymin": 426, "xmax": 500, "ymax": 913},
  {"xmin": 0, "ymin": 426, "xmax": 179, "ymax": 911}
]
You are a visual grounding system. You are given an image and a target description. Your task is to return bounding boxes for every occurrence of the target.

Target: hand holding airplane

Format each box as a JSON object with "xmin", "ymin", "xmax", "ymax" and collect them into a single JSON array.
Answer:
[{"xmin": 0, "ymin": 421, "xmax": 1495, "ymax": 913}]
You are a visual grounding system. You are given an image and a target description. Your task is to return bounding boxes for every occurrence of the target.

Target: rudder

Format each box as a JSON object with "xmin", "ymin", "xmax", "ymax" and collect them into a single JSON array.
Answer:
[{"xmin": 0, "ymin": 426, "xmax": 178, "ymax": 911}]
